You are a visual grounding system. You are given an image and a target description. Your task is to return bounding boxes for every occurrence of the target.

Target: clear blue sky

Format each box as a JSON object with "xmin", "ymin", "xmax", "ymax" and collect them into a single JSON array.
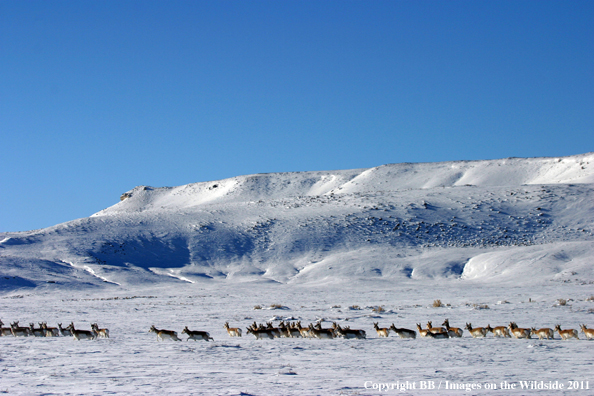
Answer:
[{"xmin": 1, "ymin": 0, "xmax": 593, "ymax": 232}]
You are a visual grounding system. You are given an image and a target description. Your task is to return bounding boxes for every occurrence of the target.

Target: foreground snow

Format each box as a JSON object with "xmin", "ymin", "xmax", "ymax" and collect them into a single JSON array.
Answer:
[{"xmin": 1, "ymin": 280, "xmax": 593, "ymax": 395}]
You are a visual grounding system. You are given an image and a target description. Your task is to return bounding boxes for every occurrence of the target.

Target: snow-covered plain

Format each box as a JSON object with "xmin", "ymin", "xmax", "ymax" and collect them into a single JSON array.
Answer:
[{"xmin": 1, "ymin": 153, "xmax": 593, "ymax": 395}]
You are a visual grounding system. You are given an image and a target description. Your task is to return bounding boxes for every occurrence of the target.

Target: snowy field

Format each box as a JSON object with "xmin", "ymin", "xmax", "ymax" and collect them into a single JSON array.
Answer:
[{"xmin": 1, "ymin": 280, "xmax": 593, "ymax": 396}]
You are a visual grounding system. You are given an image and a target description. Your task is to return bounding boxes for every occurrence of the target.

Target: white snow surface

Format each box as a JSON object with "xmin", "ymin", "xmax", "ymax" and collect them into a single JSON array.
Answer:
[{"xmin": 0, "ymin": 153, "xmax": 593, "ymax": 395}]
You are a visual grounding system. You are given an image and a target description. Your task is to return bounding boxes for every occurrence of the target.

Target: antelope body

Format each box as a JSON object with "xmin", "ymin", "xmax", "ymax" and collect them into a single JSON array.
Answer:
[
  {"xmin": 29, "ymin": 323, "xmax": 46, "ymax": 337},
  {"xmin": 531, "ymin": 327, "xmax": 554, "ymax": 340},
  {"xmin": 308, "ymin": 323, "xmax": 335, "ymax": 339},
  {"xmin": 266, "ymin": 322, "xmax": 283, "ymax": 338},
  {"xmin": 426, "ymin": 330, "xmax": 449, "ymax": 339},
  {"xmin": 508, "ymin": 322, "xmax": 531, "ymax": 339},
  {"xmin": 333, "ymin": 323, "xmax": 366, "ymax": 339},
  {"xmin": 580, "ymin": 324, "xmax": 594, "ymax": 340},
  {"xmin": 426, "ymin": 321, "xmax": 447, "ymax": 335},
  {"xmin": 389, "ymin": 324, "xmax": 416, "ymax": 339},
  {"xmin": 58, "ymin": 323, "xmax": 73, "ymax": 337},
  {"xmin": 373, "ymin": 322, "xmax": 390, "ymax": 337},
  {"xmin": 416, "ymin": 324, "xmax": 433, "ymax": 338},
  {"xmin": 149, "ymin": 325, "xmax": 180, "ymax": 341},
  {"xmin": 247, "ymin": 327, "xmax": 275, "ymax": 340},
  {"xmin": 40, "ymin": 322, "xmax": 60, "ymax": 337},
  {"xmin": 487, "ymin": 325, "xmax": 511, "ymax": 338},
  {"xmin": 465, "ymin": 323, "xmax": 488, "ymax": 338},
  {"xmin": 442, "ymin": 319, "xmax": 463, "ymax": 338},
  {"xmin": 0, "ymin": 319, "xmax": 14, "ymax": 336},
  {"xmin": 69, "ymin": 323, "xmax": 96, "ymax": 340},
  {"xmin": 182, "ymin": 326, "xmax": 213, "ymax": 341},
  {"xmin": 224, "ymin": 322, "xmax": 242, "ymax": 337},
  {"xmin": 554, "ymin": 325, "xmax": 579, "ymax": 340},
  {"xmin": 295, "ymin": 322, "xmax": 311, "ymax": 338},
  {"xmin": 278, "ymin": 322, "xmax": 293, "ymax": 338},
  {"xmin": 286, "ymin": 322, "xmax": 302, "ymax": 338},
  {"xmin": 91, "ymin": 323, "xmax": 110, "ymax": 338},
  {"xmin": 10, "ymin": 321, "xmax": 31, "ymax": 337}
]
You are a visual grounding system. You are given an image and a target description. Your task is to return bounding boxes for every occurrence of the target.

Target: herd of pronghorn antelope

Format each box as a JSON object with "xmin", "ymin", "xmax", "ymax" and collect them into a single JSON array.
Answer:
[
  {"xmin": 0, "ymin": 319, "xmax": 109, "ymax": 340},
  {"xmin": 149, "ymin": 319, "xmax": 594, "ymax": 342},
  {"xmin": 3, "ymin": 318, "xmax": 594, "ymax": 342}
]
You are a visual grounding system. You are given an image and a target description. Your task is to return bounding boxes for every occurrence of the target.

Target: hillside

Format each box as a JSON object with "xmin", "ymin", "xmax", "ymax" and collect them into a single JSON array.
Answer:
[{"xmin": 1, "ymin": 153, "xmax": 593, "ymax": 291}]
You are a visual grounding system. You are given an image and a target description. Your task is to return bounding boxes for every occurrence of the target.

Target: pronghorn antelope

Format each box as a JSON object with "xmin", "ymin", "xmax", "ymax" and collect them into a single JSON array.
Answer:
[
  {"xmin": 425, "ymin": 330, "xmax": 449, "ymax": 339},
  {"xmin": 486, "ymin": 325, "xmax": 511, "ymax": 338},
  {"xmin": 224, "ymin": 322, "xmax": 242, "ymax": 337},
  {"xmin": 182, "ymin": 326, "xmax": 214, "ymax": 341},
  {"xmin": 29, "ymin": 323, "xmax": 46, "ymax": 337},
  {"xmin": 0, "ymin": 319, "xmax": 13, "ymax": 336},
  {"xmin": 389, "ymin": 324, "xmax": 416, "ymax": 339},
  {"xmin": 332, "ymin": 322, "xmax": 367, "ymax": 339},
  {"xmin": 344, "ymin": 325, "xmax": 366, "ymax": 339},
  {"xmin": 508, "ymin": 322, "xmax": 531, "ymax": 339},
  {"xmin": 58, "ymin": 323, "xmax": 73, "ymax": 337},
  {"xmin": 68, "ymin": 323, "xmax": 97, "ymax": 340},
  {"xmin": 40, "ymin": 322, "xmax": 60, "ymax": 337},
  {"xmin": 580, "ymin": 324, "xmax": 594, "ymax": 340},
  {"xmin": 278, "ymin": 322, "xmax": 292, "ymax": 338},
  {"xmin": 442, "ymin": 319, "xmax": 463, "ymax": 337},
  {"xmin": 373, "ymin": 322, "xmax": 390, "ymax": 337},
  {"xmin": 10, "ymin": 321, "xmax": 31, "ymax": 337},
  {"xmin": 531, "ymin": 327, "xmax": 554, "ymax": 340},
  {"xmin": 266, "ymin": 322, "xmax": 283, "ymax": 338},
  {"xmin": 332, "ymin": 323, "xmax": 366, "ymax": 339},
  {"xmin": 246, "ymin": 325, "xmax": 275, "ymax": 340},
  {"xmin": 279, "ymin": 322, "xmax": 292, "ymax": 337},
  {"xmin": 286, "ymin": 322, "xmax": 302, "ymax": 338},
  {"xmin": 91, "ymin": 323, "xmax": 110, "ymax": 338},
  {"xmin": 416, "ymin": 323, "xmax": 433, "ymax": 338},
  {"xmin": 149, "ymin": 325, "xmax": 180, "ymax": 341},
  {"xmin": 295, "ymin": 321, "xmax": 312, "ymax": 338},
  {"xmin": 465, "ymin": 323, "xmax": 488, "ymax": 338},
  {"xmin": 247, "ymin": 321, "xmax": 279, "ymax": 339},
  {"xmin": 426, "ymin": 321, "xmax": 447, "ymax": 335},
  {"xmin": 554, "ymin": 325, "xmax": 579, "ymax": 340},
  {"xmin": 308, "ymin": 323, "xmax": 335, "ymax": 339}
]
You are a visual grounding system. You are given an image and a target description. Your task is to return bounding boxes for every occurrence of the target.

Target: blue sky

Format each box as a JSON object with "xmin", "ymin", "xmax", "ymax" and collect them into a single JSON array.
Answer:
[{"xmin": 1, "ymin": 0, "xmax": 593, "ymax": 232}]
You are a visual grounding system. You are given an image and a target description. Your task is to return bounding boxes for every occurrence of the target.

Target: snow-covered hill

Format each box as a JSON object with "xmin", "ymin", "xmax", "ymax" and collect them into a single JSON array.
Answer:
[
  {"xmin": 1, "ymin": 153, "xmax": 593, "ymax": 291},
  {"xmin": 2, "ymin": 153, "xmax": 594, "ymax": 395}
]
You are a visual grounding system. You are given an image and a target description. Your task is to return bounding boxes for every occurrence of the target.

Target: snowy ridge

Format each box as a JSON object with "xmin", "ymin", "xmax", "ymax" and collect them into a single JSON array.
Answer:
[
  {"xmin": 97, "ymin": 153, "xmax": 594, "ymax": 214},
  {"xmin": 1, "ymin": 153, "xmax": 593, "ymax": 291}
]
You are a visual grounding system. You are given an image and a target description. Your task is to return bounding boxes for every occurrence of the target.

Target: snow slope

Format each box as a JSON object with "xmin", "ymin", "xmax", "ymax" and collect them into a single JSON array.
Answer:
[{"xmin": 1, "ymin": 153, "xmax": 593, "ymax": 290}]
